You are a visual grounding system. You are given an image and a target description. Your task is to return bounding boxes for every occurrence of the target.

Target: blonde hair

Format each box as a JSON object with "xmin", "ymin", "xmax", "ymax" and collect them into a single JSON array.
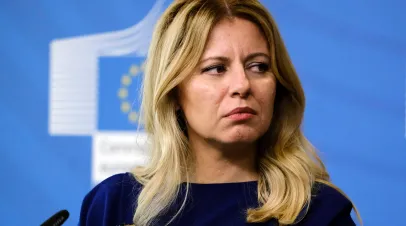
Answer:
[{"xmin": 132, "ymin": 0, "xmax": 361, "ymax": 225}]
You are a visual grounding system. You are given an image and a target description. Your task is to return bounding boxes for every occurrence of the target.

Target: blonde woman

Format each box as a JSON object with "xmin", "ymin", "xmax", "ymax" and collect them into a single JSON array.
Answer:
[{"xmin": 79, "ymin": 0, "xmax": 361, "ymax": 225}]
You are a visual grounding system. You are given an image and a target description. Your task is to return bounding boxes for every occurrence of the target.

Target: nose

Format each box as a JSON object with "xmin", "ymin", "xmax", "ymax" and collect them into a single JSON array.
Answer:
[{"xmin": 229, "ymin": 66, "xmax": 251, "ymax": 98}]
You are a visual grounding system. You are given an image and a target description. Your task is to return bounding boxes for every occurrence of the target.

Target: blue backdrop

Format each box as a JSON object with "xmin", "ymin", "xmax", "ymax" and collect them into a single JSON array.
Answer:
[{"xmin": 0, "ymin": 0, "xmax": 405, "ymax": 225}]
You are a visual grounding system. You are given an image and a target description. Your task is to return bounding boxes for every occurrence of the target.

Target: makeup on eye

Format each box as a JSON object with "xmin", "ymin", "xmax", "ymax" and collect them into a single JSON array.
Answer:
[
  {"xmin": 201, "ymin": 64, "xmax": 227, "ymax": 74},
  {"xmin": 200, "ymin": 62, "xmax": 270, "ymax": 75},
  {"xmin": 199, "ymin": 52, "xmax": 271, "ymax": 75},
  {"xmin": 247, "ymin": 62, "xmax": 270, "ymax": 73}
]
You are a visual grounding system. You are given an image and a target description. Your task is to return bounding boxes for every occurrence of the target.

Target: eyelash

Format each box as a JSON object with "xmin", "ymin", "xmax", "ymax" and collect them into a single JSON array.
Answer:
[
  {"xmin": 201, "ymin": 63, "xmax": 270, "ymax": 74},
  {"xmin": 201, "ymin": 64, "xmax": 225, "ymax": 73},
  {"xmin": 250, "ymin": 63, "xmax": 270, "ymax": 73}
]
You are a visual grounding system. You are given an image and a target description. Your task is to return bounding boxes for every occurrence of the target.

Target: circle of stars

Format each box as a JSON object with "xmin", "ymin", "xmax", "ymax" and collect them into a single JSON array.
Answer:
[{"xmin": 117, "ymin": 62, "xmax": 146, "ymax": 124}]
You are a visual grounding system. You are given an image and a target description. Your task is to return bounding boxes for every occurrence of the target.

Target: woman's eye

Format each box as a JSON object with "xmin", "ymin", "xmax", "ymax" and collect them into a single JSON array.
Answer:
[
  {"xmin": 249, "ymin": 63, "xmax": 269, "ymax": 73},
  {"xmin": 202, "ymin": 65, "xmax": 227, "ymax": 74}
]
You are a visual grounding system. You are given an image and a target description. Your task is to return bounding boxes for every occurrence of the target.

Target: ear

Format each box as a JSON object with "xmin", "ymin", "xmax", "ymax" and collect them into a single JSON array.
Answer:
[
  {"xmin": 175, "ymin": 102, "xmax": 182, "ymax": 111},
  {"xmin": 173, "ymin": 87, "xmax": 182, "ymax": 111}
]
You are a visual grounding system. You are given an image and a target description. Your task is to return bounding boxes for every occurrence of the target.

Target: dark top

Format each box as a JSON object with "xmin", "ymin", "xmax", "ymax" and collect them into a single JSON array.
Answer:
[{"xmin": 79, "ymin": 172, "xmax": 356, "ymax": 226}]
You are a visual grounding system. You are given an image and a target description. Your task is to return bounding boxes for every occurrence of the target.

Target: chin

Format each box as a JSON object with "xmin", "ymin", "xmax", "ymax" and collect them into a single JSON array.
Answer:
[
  {"xmin": 221, "ymin": 130, "xmax": 263, "ymax": 144},
  {"xmin": 226, "ymin": 136, "xmax": 259, "ymax": 144}
]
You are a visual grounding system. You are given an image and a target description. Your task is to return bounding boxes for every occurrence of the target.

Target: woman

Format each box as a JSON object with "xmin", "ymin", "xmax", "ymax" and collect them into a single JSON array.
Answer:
[{"xmin": 79, "ymin": 0, "xmax": 361, "ymax": 225}]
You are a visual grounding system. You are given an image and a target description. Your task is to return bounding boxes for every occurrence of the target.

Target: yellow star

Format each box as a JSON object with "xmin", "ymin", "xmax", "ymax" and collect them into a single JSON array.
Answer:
[
  {"xmin": 129, "ymin": 111, "xmax": 138, "ymax": 123},
  {"xmin": 129, "ymin": 65, "xmax": 139, "ymax": 76},
  {"xmin": 118, "ymin": 88, "xmax": 128, "ymax": 99},
  {"xmin": 121, "ymin": 102, "xmax": 131, "ymax": 113},
  {"xmin": 121, "ymin": 75, "xmax": 132, "ymax": 86}
]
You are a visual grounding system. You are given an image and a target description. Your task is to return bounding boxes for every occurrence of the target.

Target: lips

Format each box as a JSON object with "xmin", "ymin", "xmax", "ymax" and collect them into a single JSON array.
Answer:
[{"xmin": 225, "ymin": 107, "xmax": 256, "ymax": 117}]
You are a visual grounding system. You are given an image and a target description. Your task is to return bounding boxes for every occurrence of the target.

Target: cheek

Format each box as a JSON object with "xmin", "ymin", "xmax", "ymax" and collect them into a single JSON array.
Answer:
[
  {"xmin": 257, "ymin": 82, "xmax": 277, "ymax": 121},
  {"xmin": 216, "ymin": 87, "xmax": 228, "ymax": 105},
  {"xmin": 181, "ymin": 81, "xmax": 224, "ymax": 119}
]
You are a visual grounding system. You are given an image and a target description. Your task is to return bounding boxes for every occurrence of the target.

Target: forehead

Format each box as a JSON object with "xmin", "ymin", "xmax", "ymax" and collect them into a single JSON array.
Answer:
[{"xmin": 202, "ymin": 18, "xmax": 269, "ymax": 55}]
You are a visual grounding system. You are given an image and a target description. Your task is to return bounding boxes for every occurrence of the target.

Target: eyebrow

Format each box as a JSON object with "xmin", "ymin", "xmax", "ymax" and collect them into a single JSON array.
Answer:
[{"xmin": 200, "ymin": 52, "xmax": 270, "ymax": 64}]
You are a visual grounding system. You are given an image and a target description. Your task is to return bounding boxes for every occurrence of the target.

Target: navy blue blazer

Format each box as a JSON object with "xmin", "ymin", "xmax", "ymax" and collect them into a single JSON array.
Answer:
[{"xmin": 79, "ymin": 172, "xmax": 356, "ymax": 226}]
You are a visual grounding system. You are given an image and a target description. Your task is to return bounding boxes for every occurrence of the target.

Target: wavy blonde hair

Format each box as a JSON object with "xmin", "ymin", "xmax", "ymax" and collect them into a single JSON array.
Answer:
[{"xmin": 132, "ymin": 0, "xmax": 361, "ymax": 225}]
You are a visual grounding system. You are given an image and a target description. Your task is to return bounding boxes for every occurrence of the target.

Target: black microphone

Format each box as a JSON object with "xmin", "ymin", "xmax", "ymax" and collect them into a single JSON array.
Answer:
[{"xmin": 40, "ymin": 209, "xmax": 69, "ymax": 226}]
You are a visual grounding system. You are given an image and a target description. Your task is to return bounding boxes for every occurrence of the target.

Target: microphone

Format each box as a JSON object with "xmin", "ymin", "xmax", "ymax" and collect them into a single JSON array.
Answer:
[{"xmin": 40, "ymin": 209, "xmax": 69, "ymax": 226}]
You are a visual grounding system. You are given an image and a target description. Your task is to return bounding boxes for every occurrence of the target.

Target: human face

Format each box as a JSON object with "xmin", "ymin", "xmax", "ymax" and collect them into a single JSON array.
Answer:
[{"xmin": 178, "ymin": 18, "xmax": 276, "ymax": 147}]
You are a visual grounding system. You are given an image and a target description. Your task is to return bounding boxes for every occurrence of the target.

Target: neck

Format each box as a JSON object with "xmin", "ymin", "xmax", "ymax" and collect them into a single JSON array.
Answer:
[{"xmin": 189, "ymin": 138, "xmax": 258, "ymax": 184}]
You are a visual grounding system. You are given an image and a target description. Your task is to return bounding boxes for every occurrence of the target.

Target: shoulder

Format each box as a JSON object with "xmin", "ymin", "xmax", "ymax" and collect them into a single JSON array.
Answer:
[
  {"xmin": 79, "ymin": 172, "xmax": 142, "ymax": 226},
  {"xmin": 295, "ymin": 182, "xmax": 356, "ymax": 226}
]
